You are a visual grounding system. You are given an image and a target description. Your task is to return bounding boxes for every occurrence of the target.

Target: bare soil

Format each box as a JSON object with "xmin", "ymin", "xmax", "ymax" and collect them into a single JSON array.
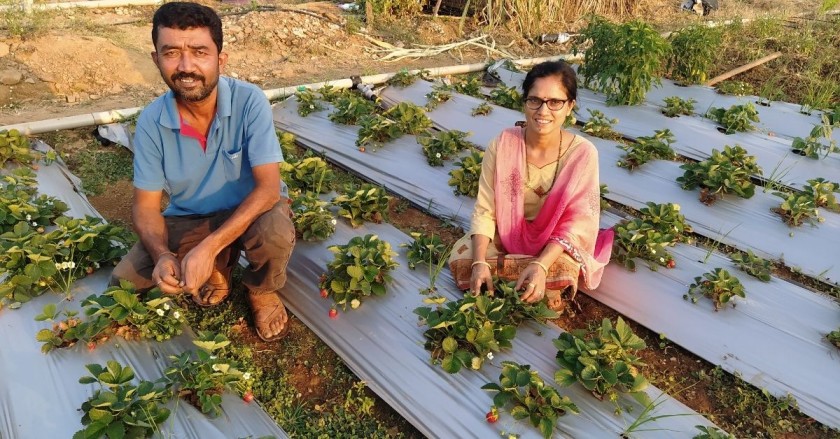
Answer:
[{"xmin": 5, "ymin": 0, "xmax": 835, "ymax": 437}]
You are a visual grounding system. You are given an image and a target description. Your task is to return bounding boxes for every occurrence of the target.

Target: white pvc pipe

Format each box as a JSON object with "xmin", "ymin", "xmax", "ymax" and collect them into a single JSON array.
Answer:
[
  {"xmin": 0, "ymin": 54, "xmax": 582, "ymax": 135},
  {"xmin": 0, "ymin": 0, "xmax": 159, "ymax": 12}
]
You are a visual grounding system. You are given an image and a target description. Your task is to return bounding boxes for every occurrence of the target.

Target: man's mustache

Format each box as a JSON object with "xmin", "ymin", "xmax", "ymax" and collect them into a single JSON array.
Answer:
[{"xmin": 171, "ymin": 72, "xmax": 205, "ymax": 83}]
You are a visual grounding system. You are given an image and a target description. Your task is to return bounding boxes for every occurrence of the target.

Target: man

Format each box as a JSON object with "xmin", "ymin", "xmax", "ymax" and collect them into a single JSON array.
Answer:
[{"xmin": 111, "ymin": 2, "xmax": 295, "ymax": 342}]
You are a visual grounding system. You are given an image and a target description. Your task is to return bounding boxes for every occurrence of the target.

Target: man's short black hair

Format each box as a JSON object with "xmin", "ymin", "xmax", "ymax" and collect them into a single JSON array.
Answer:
[
  {"xmin": 152, "ymin": 2, "xmax": 223, "ymax": 53},
  {"xmin": 522, "ymin": 60, "xmax": 577, "ymax": 102}
]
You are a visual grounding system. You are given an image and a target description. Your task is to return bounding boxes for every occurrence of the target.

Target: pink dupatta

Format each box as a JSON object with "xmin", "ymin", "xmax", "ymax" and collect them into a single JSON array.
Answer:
[{"xmin": 493, "ymin": 127, "xmax": 613, "ymax": 290}]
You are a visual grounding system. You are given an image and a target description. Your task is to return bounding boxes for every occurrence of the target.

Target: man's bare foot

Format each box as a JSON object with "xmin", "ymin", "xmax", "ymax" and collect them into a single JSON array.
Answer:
[
  {"xmin": 193, "ymin": 268, "xmax": 231, "ymax": 307},
  {"xmin": 247, "ymin": 292, "xmax": 289, "ymax": 342}
]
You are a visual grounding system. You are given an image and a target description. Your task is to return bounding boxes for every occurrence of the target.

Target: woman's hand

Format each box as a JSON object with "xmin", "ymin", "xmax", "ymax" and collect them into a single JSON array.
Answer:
[
  {"xmin": 470, "ymin": 262, "xmax": 495, "ymax": 296},
  {"xmin": 515, "ymin": 263, "xmax": 546, "ymax": 303},
  {"xmin": 152, "ymin": 254, "xmax": 183, "ymax": 295}
]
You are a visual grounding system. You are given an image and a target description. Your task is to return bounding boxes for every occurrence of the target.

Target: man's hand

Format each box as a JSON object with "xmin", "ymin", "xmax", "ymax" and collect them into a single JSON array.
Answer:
[
  {"xmin": 179, "ymin": 242, "xmax": 219, "ymax": 295},
  {"xmin": 152, "ymin": 254, "xmax": 183, "ymax": 295}
]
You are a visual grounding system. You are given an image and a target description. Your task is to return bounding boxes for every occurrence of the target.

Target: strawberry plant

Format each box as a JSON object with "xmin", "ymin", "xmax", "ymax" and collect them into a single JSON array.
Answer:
[
  {"xmin": 317, "ymin": 84, "xmax": 349, "ymax": 104},
  {"xmin": 75, "ymin": 361, "xmax": 172, "ymax": 439},
  {"xmin": 677, "ymin": 145, "xmax": 762, "ymax": 204},
  {"xmin": 576, "ymin": 17, "xmax": 669, "ymax": 106},
  {"xmin": 612, "ymin": 202, "xmax": 690, "ymax": 271},
  {"xmin": 400, "ymin": 232, "xmax": 448, "ymax": 270},
  {"xmin": 319, "ymin": 234, "xmax": 398, "ymax": 312},
  {"xmin": 383, "ymin": 102, "xmax": 432, "ymax": 135},
  {"xmin": 0, "ymin": 128, "xmax": 39, "ymax": 167},
  {"xmin": 806, "ymin": 177, "xmax": 840, "ymax": 210},
  {"xmin": 666, "ymin": 25, "xmax": 721, "ymax": 85},
  {"xmin": 0, "ymin": 167, "xmax": 68, "ymax": 234},
  {"xmin": 581, "ymin": 109, "xmax": 620, "ymax": 140},
  {"xmin": 356, "ymin": 114, "xmax": 404, "ymax": 148},
  {"xmin": 416, "ymin": 129, "xmax": 477, "ymax": 166},
  {"xmin": 772, "ymin": 191, "xmax": 821, "ymax": 227},
  {"xmin": 279, "ymin": 155, "xmax": 335, "ymax": 194},
  {"xmin": 386, "ymin": 68, "xmax": 426, "ymax": 87},
  {"xmin": 424, "ymin": 83, "xmax": 453, "ymax": 110},
  {"xmin": 329, "ymin": 93, "xmax": 379, "ymax": 125},
  {"xmin": 415, "ymin": 279, "xmax": 558, "ymax": 373},
  {"xmin": 277, "ymin": 130, "xmax": 298, "ymax": 161},
  {"xmin": 448, "ymin": 150, "xmax": 483, "ymax": 197},
  {"xmin": 599, "ymin": 184, "xmax": 610, "ymax": 210},
  {"xmin": 791, "ymin": 116, "xmax": 839, "ymax": 159},
  {"xmin": 296, "ymin": 88, "xmax": 326, "ymax": 117},
  {"xmin": 618, "ymin": 128, "xmax": 676, "ymax": 170},
  {"xmin": 661, "ymin": 96, "xmax": 696, "ymax": 117},
  {"xmin": 36, "ymin": 283, "xmax": 187, "ymax": 352},
  {"xmin": 730, "ymin": 250, "xmax": 772, "ymax": 282},
  {"xmin": 715, "ymin": 80, "xmax": 754, "ymax": 96},
  {"xmin": 706, "ymin": 103, "xmax": 760, "ymax": 134},
  {"xmin": 471, "ymin": 102, "xmax": 493, "ymax": 116},
  {"xmin": 482, "ymin": 362, "xmax": 579, "ymax": 439},
  {"xmin": 827, "ymin": 329, "xmax": 840, "ymax": 349},
  {"xmin": 452, "ymin": 74, "xmax": 483, "ymax": 97},
  {"xmin": 684, "ymin": 268, "xmax": 746, "ymax": 311},
  {"xmin": 165, "ymin": 332, "xmax": 255, "ymax": 417},
  {"xmin": 0, "ymin": 216, "xmax": 129, "ymax": 306},
  {"xmin": 489, "ymin": 85, "xmax": 523, "ymax": 111},
  {"xmin": 554, "ymin": 317, "xmax": 650, "ymax": 406},
  {"xmin": 331, "ymin": 183, "xmax": 391, "ymax": 227},
  {"xmin": 291, "ymin": 192, "xmax": 336, "ymax": 242},
  {"xmin": 693, "ymin": 425, "xmax": 735, "ymax": 439}
]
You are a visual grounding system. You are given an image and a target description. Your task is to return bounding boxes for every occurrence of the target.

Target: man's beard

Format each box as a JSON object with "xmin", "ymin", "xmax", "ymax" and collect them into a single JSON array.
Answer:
[{"xmin": 165, "ymin": 71, "xmax": 218, "ymax": 103}]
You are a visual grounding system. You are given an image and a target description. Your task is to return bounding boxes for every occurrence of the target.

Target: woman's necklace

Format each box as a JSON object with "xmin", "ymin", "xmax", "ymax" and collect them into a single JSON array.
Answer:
[{"xmin": 525, "ymin": 131, "xmax": 566, "ymax": 198}]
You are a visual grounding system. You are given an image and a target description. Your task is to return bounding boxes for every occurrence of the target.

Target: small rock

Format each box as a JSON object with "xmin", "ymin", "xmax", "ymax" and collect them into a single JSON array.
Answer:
[
  {"xmin": 89, "ymin": 94, "xmax": 100, "ymax": 100},
  {"xmin": 0, "ymin": 69, "xmax": 23, "ymax": 85},
  {"xmin": 25, "ymin": 77, "xmax": 35, "ymax": 84},
  {"xmin": 39, "ymin": 73, "xmax": 56, "ymax": 83},
  {"xmin": 0, "ymin": 42, "xmax": 9, "ymax": 57},
  {"xmin": 66, "ymin": 94, "xmax": 76, "ymax": 103},
  {"xmin": 248, "ymin": 76, "xmax": 260, "ymax": 83}
]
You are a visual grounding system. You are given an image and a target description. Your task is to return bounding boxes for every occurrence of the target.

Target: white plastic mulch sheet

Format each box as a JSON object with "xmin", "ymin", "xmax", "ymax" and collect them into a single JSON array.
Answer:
[
  {"xmin": 378, "ymin": 80, "xmax": 840, "ymax": 285},
  {"xmin": 492, "ymin": 66, "xmax": 840, "ymax": 147},
  {"xmin": 273, "ymin": 96, "xmax": 840, "ymax": 430},
  {"xmin": 0, "ymin": 159, "xmax": 289, "ymax": 438},
  {"xmin": 280, "ymin": 218, "xmax": 717, "ymax": 438}
]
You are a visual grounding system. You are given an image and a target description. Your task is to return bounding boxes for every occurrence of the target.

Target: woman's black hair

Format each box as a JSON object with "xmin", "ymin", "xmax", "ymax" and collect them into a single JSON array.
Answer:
[
  {"xmin": 152, "ymin": 2, "xmax": 223, "ymax": 53},
  {"xmin": 521, "ymin": 60, "xmax": 577, "ymax": 101}
]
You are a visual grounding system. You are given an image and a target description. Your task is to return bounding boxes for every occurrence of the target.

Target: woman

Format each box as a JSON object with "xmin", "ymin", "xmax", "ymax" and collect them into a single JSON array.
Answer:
[{"xmin": 449, "ymin": 61, "xmax": 613, "ymax": 311}]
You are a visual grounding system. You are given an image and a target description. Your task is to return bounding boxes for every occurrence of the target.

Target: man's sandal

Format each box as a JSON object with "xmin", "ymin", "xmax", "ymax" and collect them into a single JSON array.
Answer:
[
  {"xmin": 193, "ymin": 267, "xmax": 233, "ymax": 307},
  {"xmin": 248, "ymin": 292, "xmax": 290, "ymax": 342}
]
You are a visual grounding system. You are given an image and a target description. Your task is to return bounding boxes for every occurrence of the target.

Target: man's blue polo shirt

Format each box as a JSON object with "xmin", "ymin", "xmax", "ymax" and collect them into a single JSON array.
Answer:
[{"xmin": 133, "ymin": 76, "xmax": 285, "ymax": 216}]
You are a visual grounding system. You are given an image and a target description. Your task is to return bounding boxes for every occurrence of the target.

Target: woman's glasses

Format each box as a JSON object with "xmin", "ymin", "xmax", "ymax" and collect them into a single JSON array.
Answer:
[{"xmin": 524, "ymin": 97, "xmax": 568, "ymax": 111}]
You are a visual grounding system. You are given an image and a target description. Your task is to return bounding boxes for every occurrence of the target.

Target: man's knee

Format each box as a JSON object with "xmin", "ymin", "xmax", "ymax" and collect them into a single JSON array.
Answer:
[{"xmin": 244, "ymin": 201, "xmax": 296, "ymax": 253}]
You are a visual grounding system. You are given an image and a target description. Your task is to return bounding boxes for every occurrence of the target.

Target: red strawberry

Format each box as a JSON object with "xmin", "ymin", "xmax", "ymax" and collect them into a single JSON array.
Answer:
[
  {"xmin": 485, "ymin": 408, "xmax": 498, "ymax": 423},
  {"xmin": 666, "ymin": 259, "xmax": 676, "ymax": 269},
  {"xmin": 86, "ymin": 266, "xmax": 94, "ymax": 275},
  {"xmin": 87, "ymin": 341, "xmax": 96, "ymax": 352},
  {"xmin": 243, "ymin": 391, "xmax": 254, "ymax": 403},
  {"xmin": 358, "ymin": 146, "xmax": 366, "ymax": 153},
  {"xmin": 329, "ymin": 308, "xmax": 338, "ymax": 319},
  {"xmin": 320, "ymin": 288, "xmax": 329, "ymax": 298}
]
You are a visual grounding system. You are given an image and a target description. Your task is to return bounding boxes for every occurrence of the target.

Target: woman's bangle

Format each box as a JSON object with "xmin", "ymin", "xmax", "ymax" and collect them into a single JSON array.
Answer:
[
  {"xmin": 529, "ymin": 260, "xmax": 549, "ymax": 275},
  {"xmin": 471, "ymin": 260, "xmax": 492, "ymax": 270}
]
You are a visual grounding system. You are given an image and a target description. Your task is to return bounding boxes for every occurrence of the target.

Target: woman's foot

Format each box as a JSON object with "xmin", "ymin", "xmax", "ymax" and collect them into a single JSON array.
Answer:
[{"xmin": 546, "ymin": 289, "xmax": 566, "ymax": 314}]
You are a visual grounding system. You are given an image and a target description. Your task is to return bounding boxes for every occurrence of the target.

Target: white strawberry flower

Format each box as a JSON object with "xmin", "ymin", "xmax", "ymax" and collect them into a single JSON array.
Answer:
[
  {"xmin": 173, "ymin": 311, "xmax": 181, "ymax": 319},
  {"xmin": 331, "ymin": 219, "xmax": 337, "ymax": 225},
  {"xmin": 55, "ymin": 262, "xmax": 62, "ymax": 269},
  {"xmin": 26, "ymin": 214, "xmax": 31, "ymax": 220},
  {"xmin": 486, "ymin": 352, "xmax": 494, "ymax": 360},
  {"xmin": 156, "ymin": 309, "xmax": 165, "ymax": 316},
  {"xmin": 435, "ymin": 153, "xmax": 441, "ymax": 159},
  {"xmin": 350, "ymin": 299, "xmax": 361, "ymax": 309},
  {"xmin": 69, "ymin": 261, "xmax": 76, "ymax": 269},
  {"xmin": 31, "ymin": 222, "xmax": 37, "ymax": 227},
  {"xmin": 163, "ymin": 303, "xmax": 170, "ymax": 311},
  {"xmin": 242, "ymin": 372, "xmax": 252, "ymax": 380},
  {"xmin": 212, "ymin": 364, "xmax": 221, "ymax": 372}
]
